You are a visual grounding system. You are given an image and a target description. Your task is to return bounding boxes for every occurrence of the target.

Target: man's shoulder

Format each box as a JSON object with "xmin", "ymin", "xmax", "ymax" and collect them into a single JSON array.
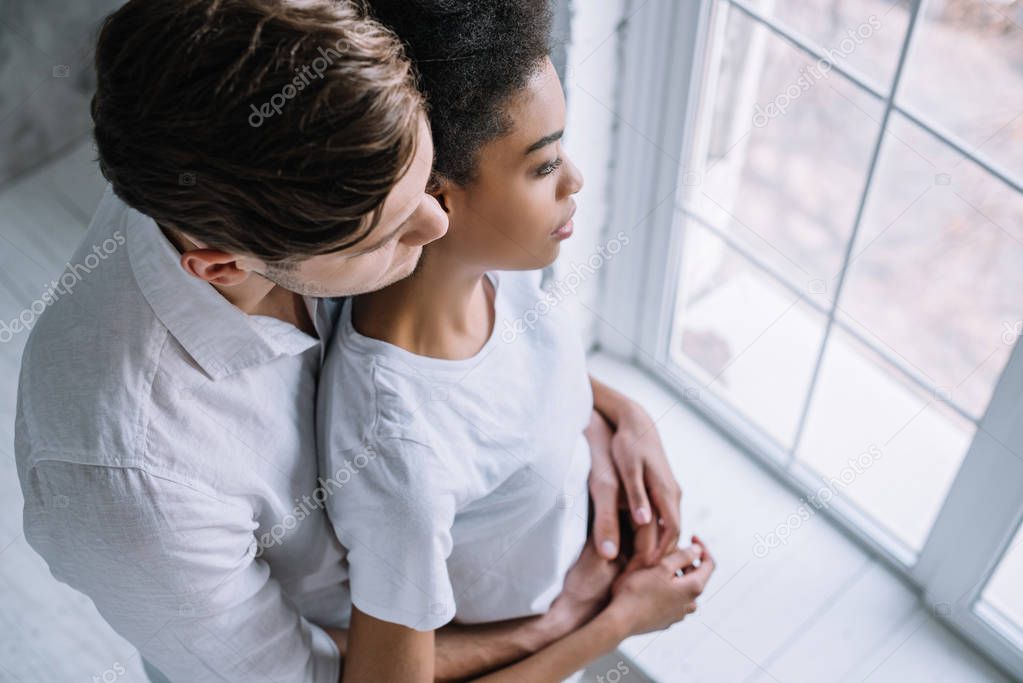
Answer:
[{"xmin": 15, "ymin": 190, "xmax": 177, "ymax": 472}]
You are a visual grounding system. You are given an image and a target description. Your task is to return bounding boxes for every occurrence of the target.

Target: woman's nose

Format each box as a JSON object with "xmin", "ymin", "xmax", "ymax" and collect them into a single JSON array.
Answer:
[{"xmin": 561, "ymin": 155, "xmax": 584, "ymax": 197}]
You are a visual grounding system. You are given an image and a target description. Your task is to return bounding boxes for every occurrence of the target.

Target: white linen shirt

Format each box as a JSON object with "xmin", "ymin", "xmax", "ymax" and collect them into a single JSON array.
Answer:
[
  {"xmin": 15, "ymin": 187, "xmax": 348, "ymax": 683},
  {"xmin": 318, "ymin": 271, "xmax": 593, "ymax": 632}
]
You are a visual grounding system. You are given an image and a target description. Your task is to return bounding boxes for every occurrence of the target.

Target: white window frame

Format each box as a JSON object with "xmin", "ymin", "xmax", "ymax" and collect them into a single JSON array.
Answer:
[{"xmin": 595, "ymin": 0, "xmax": 1023, "ymax": 677}]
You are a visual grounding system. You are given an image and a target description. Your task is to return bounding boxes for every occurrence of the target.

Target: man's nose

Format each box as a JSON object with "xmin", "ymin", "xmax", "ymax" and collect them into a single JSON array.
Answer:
[{"xmin": 401, "ymin": 194, "xmax": 449, "ymax": 247}]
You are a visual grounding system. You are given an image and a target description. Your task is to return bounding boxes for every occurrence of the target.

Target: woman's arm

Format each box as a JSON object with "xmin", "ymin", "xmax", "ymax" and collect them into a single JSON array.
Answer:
[
  {"xmin": 330, "ymin": 595, "xmax": 600, "ymax": 683},
  {"xmin": 330, "ymin": 538, "xmax": 621, "ymax": 682},
  {"xmin": 472, "ymin": 607, "xmax": 628, "ymax": 683},
  {"xmin": 332, "ymin": 541, "xmax": 713, "ymax": 683},
  {"xmin": 341, "ymin": 607, "xmax": 435, "ymax": 682},
  {"xmin": 474, "ymin": 542, "xmax": 715, "ymax": 683},
  {"xmin": 432, "ymin": 534, "xmax": 621, "ymax": 681},
  {"xmin": 432, "ymin": 613, "xmax": 571, "ymax": 682}
]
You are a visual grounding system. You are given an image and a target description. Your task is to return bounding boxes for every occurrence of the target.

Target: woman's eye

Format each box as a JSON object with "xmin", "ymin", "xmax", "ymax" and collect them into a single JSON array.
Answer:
[{"xmin": 537, "ymin": 158, "xmax": 563, "ymax": 177}]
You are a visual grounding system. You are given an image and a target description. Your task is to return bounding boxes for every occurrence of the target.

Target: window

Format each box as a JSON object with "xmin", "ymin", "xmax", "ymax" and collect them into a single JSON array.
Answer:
[
  {"xmin": 980, "ymin": 523, "xmax": 1023, "ymax": 641},
  {"xmin": 599, "ymin": 0, "xmax": 1023, "ymax": 676}
]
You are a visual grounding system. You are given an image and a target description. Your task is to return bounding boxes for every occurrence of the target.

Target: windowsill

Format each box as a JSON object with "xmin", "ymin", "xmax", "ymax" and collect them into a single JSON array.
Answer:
[{"xmin": 586, "ymin": 351, "xmax": 1011, "ymax": 683}]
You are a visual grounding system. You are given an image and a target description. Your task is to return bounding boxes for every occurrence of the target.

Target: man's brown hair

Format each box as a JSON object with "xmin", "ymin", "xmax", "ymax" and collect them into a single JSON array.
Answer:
[{"xmin": 91, "ymin": 0, "xmax": 423, "ymax": 263}]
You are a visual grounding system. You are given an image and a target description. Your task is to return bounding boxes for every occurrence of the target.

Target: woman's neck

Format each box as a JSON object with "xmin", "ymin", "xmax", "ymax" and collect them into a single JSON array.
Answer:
[{"xmin": 351, "ymin": 247, "xmax": 495, "ymax": 360}]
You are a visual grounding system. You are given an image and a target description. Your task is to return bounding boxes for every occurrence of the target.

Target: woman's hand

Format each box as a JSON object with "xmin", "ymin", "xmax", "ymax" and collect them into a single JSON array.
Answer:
[
  {"xmin": 549, "ymin": 540, "xmax": 622, "ymax": 632},
  {"xmin": 470, "ymin": 539, "xmax": 714, "ymax": 683},
  {"xmin": 606, "ymin": 538, "xmax": 714, "ymax": 636}
]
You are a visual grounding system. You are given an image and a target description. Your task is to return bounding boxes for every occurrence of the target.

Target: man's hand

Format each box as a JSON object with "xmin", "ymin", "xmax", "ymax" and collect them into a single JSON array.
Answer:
[{"xmin": 589, "ymin": 377, "xmax": 683, "ymax": 566}]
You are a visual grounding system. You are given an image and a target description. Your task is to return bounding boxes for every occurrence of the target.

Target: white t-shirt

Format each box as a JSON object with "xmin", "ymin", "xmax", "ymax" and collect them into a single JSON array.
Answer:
[{"xmin": 318, "ymin": 270, "xmax": 593, "ymax": 631}]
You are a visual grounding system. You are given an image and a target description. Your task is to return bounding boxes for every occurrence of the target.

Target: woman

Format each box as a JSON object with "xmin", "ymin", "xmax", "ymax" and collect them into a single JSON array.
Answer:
[{"xmin": 322, "ymin": 1, "xmax": 716, "ymax": 680}]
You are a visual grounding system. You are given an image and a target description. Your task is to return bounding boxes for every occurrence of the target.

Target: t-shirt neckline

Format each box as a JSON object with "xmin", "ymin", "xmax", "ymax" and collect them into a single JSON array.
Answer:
[{"xmin": 340, "ymin": 271, "xmax": 503, "ymax": 372}]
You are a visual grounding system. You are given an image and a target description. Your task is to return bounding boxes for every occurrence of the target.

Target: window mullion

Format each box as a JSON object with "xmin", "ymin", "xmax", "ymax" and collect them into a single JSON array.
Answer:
[
  {"xmin": 726, "ymin": 0, "xmax": 1023, "ymax": 195},
  {"xmin": 788, "ymin": 0, "xmax": 926, "ymax": 462},
  {"xmin": 912, "ymin": 332, "xmax": 1023, "ymax": 677}
]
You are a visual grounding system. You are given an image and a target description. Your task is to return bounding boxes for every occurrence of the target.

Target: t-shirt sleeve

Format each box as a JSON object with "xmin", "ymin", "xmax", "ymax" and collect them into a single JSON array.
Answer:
[{"xmin": 326, "ymin": 436, "xmax": 458, "ymax": 631}]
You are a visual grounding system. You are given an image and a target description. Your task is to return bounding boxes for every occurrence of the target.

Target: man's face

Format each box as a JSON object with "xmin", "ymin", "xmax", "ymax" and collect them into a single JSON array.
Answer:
[{"xmin": 265, "ymin": 116, "xmax": 448, "ymax": 297}]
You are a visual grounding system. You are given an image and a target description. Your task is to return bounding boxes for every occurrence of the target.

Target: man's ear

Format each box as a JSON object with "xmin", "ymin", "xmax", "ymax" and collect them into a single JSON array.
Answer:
[{"xmin": 179, "ymin": 249, "xmax": 256, "ymax": 286}]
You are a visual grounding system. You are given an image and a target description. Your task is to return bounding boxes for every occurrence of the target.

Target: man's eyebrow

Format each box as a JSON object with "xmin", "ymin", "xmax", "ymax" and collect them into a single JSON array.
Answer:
[{"xmin": 525, "ymin": 130, "xmax": 564, "ymax": 155}]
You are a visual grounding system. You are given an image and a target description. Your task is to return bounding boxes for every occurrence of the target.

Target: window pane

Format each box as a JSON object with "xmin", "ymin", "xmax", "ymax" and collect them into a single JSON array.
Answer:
[
  {"xmin": 796, "ymin": 327, "xmax": 974, "ymax": 551},
  {"xmin": 899, "ymin": 0, "xmax": 1023, "ymax": 180},
  {"xmin": 837, "ymin": 113, "xmax": 1023, "ymax": 419},
  {"xmin": 670, "ymin": 222, "xmax": 826, "ymax": 449},
  {"xmin": 746, "ymin": 0, "xmax": 911, "ymax": 89},
  {"xmin": 688, "ymin": 3, "xmax": 884, "ymax": 295},
  {"xmin": 981, "ymin": 524, "xmax": 1023, "ymax": 633}
]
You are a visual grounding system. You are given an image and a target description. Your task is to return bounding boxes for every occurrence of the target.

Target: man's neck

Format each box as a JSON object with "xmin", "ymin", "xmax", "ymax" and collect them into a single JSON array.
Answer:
[
  {"xmin": 160, "ymin": 224, "xmax": 316, "ymax": 336},
  {"xmin": 352, "ymin": 247, "xmax": 493, "ymax": 360},
  {"xmin": 245, "ymin": 285, "xmax": 316, "ymax": 337}
]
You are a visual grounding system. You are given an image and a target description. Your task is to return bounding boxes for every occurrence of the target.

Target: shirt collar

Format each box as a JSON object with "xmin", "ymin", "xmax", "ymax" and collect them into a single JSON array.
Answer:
[{"xmin": 124, "ymin": 199, "xmax": 323, "ymax": 380}]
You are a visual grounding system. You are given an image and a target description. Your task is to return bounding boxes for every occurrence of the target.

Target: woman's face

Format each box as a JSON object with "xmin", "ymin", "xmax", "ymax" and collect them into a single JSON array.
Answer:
[{"xmin": 438, "ymin": 56, "xmax": 584, "ymax": 271}]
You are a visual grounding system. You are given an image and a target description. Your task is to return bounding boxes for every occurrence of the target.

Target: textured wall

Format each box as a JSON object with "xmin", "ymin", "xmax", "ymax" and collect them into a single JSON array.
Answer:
[
  {"xmin": 0, "ymin": 0, "xmax": 121, "ymax": 186},
  {"xmin": 554, "ymin": 0, "xmax": 626, "ymax": 350},
  {"xmin": 550, "ymin": 0, "xmax": 571, "ymax": 82}
]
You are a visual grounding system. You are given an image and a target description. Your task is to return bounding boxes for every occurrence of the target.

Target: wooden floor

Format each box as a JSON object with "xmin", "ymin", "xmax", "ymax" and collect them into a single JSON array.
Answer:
[{"xmin": 0, "ymin": 140, "xmax": 1014, "ymax": 682}]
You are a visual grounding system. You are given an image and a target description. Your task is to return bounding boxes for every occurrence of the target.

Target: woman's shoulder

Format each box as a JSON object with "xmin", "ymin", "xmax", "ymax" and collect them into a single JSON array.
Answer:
[
  {"xmin": 320, "ymin": 332, "xmax": 440, "ymax": 450},
  {"xmin": 493, "ymin": 268, "xmax": 582, "ymax": 347}
]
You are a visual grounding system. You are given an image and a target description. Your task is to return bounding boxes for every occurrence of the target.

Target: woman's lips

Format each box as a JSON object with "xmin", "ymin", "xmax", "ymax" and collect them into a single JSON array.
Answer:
[
  {"xmin": 552, "ymin": 219, "xmax": 574, "ymax": 240},
  {"xmin": 552, "ymin": 207, "xmax": 576, "ymax": 240}
]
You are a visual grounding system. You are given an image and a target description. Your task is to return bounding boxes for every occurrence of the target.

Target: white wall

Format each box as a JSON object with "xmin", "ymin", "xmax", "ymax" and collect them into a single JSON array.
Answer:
[{"xmin": 551, "ymin": 0, "xmax": 627, "ymax": 350}]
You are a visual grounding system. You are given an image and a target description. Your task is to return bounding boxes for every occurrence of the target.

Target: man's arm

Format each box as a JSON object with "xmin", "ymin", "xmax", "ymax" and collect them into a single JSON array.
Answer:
[
  {"xmin": 327, "ymin": 608, "xmax": 576, "ymax": 683},
  {"xmin": 325, "ymin": 533, "xmax": 621, "ymax": 682},
  {"xmin": 327, "ymin": 605, "xmax": 568, "ymax": 678},
  {"xmin": 590, "ymin": 375, "xmax": 683, "ymax": 564},
  {"xmin": 475, "ymin": 543, "xmax": 715, "ymax": 683},
  {"xmin": 433, "ymin": 612, "xmax": 566, "ymax": 682},
  {"xmin": 473, "ymin": 603, "xmax": 629, "ymax": 683},
  {"xmin": 21, "ymin": 461, "xmax": 340, "ymax": 683}
]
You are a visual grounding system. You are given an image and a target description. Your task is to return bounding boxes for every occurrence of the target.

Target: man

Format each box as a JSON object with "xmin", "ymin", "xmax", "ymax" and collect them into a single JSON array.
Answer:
[{"xmin": 15, "ymin": 1, "xmax": 687, "ymax": 681}]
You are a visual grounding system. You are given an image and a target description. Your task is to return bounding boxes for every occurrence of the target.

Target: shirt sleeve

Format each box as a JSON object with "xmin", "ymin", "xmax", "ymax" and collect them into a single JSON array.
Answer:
[
  {"xmin": 327, "ymin": 437, "xmax": 459, "ymax": 631},
  {"xmin": 20, "ymin": 460, "xmax": 340, "ymax": 683}
]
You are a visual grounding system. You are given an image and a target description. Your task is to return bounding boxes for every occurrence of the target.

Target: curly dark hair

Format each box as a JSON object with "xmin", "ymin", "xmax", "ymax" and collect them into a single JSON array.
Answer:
[{"xmin": 366, "ymin": 0, "xmax": 553, "ymax": 186}]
